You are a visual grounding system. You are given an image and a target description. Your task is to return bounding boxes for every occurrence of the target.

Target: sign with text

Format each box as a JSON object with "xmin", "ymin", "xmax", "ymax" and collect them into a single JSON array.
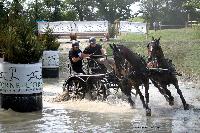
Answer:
[
  {"xmin": 37, "ymin": 21, "xmax": 108, "ymax": 34},
  {"xmin": 38, "ymin": 21, "xmax": 73, "ymax": 34},
  {"xmin": 119, "ymin": 21, "xmax": 147, "ymax": 34},
  {"xmin": 74, "ymin": 21, "xmax": 108, "ymax": 32},
  {"xmin": 0, "ymin": 63, "xmax": 43, "ymax": 94}
]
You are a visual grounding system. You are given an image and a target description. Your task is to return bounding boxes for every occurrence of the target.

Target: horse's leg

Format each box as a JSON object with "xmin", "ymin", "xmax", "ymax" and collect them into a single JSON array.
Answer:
[
  {"xmin": 143, "ymin": 79, "xmax": 151, "ymax": 116},
  {"xmin": 133, "ymin": 84, "xmax": 151, "ymax": 116},
  {"xmin": 161, "ymin": 85, "xmax": 174, "ymax": 106},
  {"xmin": 151, "ymin": 79, "xmax": 171, "ymax": 102},
  {"xmin": 134, "ymin": 86, "xmax": 145, "ymax": 108},
  {"xmin": 120, "ymin": 79, "xmax": 135, "ymax": 107},
  {"xmin": 151, "ymin": 79, "xmax": 164, "ymax": 94},
  {"xmin": 173, "ymin": 79, "xmax": 189, "ymax": 110}
]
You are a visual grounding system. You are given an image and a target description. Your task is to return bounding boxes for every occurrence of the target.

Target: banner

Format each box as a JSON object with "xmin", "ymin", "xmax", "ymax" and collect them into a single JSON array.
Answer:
[
  {"xmin": 38, "ymin": 21, "xmax": 108, "ymax": 34},
  {"xmin": 119, "ymin": 21, "xmax": 147, "ymax": 34},
  {"xmin": 38, "ymin": 21, "xmax": 73, "ymax": 34},
  {"xmin": 74, "ymin": 21, "xmax": 108, "ymax": 32}
]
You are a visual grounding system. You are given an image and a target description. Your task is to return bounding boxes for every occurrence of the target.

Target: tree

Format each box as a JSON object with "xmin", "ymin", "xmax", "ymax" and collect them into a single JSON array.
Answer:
[
  {"xmin": 68, "ymin": 0, "xmax": 96, "ymax": 21},
  {"xmin": 96, "ymin": 0, "xmax": 135, "ymax": 23},
  {"xmin": 9, "ymin": 0, "xmax": 23, "ymax": 20},
  {"xmin": 43, "ymin": 0, "xmax": 63, "ymax": 21},
  {"xmin": 163, "ymin": 0, "xmax": 188, "ymax": 25},
  {"xmin": 183, "ymin": 0, "xmax": 200, "ymax": 21},
  {"xmin": 26, "ymin": 0, "xmax": 77, "ymax": 22},
  {"xmin": 140, "ymin": 0, "xmax": 165, "ymax": 26},
  {"xmin": 140, "ymin": 0, "xmax": 190, "ymax": 26},
  {"xmin": 26, "ymin": 1, "xmax": 51, "ymax": 21},
  {"xmin": 0, "ymin": 0, "xmax": 9, "ymax": 24}
]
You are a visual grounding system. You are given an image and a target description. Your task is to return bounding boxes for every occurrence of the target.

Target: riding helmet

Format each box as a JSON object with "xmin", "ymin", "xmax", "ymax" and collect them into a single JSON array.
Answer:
[
  {"xmin": 72, "ymin": 40, "xmax": 79, "ymax": 47},
  {"xmin": 89, "ymin": 37, "xmax": 96, "ymax": 44}
]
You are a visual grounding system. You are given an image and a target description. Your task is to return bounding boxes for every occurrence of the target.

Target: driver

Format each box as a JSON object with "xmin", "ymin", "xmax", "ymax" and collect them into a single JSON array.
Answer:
[
  {"xmin": 68, "ymin": 41, "xmax": 85, "ymax": 74},
  {"xmin": 83, "ymin": 37, "xmax": 115, "ymax": 72}
]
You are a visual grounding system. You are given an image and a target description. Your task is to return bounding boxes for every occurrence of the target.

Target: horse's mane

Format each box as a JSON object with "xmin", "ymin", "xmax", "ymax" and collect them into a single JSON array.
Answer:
[
  {"xmin": 117, "ymin": 44, "xmax": 147, "ymax": 71},
  {"xmin": 153, "ymin": 44, "xmax": 177, "ymax": 73}
]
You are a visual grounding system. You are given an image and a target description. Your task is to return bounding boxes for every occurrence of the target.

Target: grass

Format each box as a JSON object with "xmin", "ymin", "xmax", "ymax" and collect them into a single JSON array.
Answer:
[{"xmin": 105, "ymin": 27, "xmax": 200, "ymax": 81}]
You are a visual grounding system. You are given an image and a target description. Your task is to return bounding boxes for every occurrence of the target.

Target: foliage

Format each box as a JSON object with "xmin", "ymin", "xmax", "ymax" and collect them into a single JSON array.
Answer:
[
  {"xmin": 40, "ymin": 26, "xmax": 60, "ymax": 51},
  {"xmin": 128, "ymin": 17, "xmax": 145, "ymax": 22},
  {"xmin": 1, "ymin": 18, "xmax": 45, "ymax": 64},
  {"xmin": 2, "ymin": 0, "xmax": 200, "ymax": 27},
  {"xmin": 0, "ymin": 1, "xmax": 8, "ymax": 24},
  {"xmin": 108, "ymin": 24, "xmax": 117, "ymax": 38},
  {"xmin": 68, "ymin": 0, "xmax": 96, "ymax": 21},
  {"xmin": 140, "ymin": 0, "xmax": 165, "ymax": 25},
  {"xmin": 184, "ymin": 0, "xmax": 200, "ymax": 9},
  {"xmin": 44, "ymin": 0, "xmax": 62, "ymax": 21},
  {"xmin": 96, "ymin": 0, "xmax": 135, "ymax": 23},
  {"xmin": 140, "ymin": 0, "xmax": 188, "ymax": 26},
  {"xmin": 26, "ymin": 0, "xmax": 77, "ymax": 21},
  {"xmin": 183, "ymin": 0, "xmax": 200, "ymax": 21},
  {"xmin": 0, "ymin": 0, "xmax": 45, "ymax": 64},
  {"xmin": 68, "ymin": 0, "xmax": 137, "ymax": 23}
]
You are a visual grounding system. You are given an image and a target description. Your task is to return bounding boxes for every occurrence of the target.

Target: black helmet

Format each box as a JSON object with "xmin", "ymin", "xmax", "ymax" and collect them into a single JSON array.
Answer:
[
  {"xmin": 72, "ymin": 40, "xmax": 79, "ymax": 47},
  {"xmin": 89, "ymin": 37, "xmax": 96, "ymax": 44}
]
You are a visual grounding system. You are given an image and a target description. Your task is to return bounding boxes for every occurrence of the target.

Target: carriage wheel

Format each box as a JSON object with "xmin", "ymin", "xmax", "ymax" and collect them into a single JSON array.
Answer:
[
  {"xmin": 88, "ymin": 79, "xmax": 107, "ymax": 101},
  {"xmin": 63, "ymin": 77, "xmax": 86, "ymax": 100}
]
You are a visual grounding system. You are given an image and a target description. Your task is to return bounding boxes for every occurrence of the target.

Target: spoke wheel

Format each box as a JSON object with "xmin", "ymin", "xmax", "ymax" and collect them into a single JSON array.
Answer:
[
  {"xmin": 64, "ymin": 77, "xmax": 86, "ymax": 100},
  {"xmin": 90, "ymin": 79, "xmax": 107, "ymax": 101}
]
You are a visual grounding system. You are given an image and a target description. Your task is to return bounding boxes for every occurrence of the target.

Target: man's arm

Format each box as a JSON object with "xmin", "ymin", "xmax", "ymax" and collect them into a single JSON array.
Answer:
[
  {"xmin": 101, "ymin": 48, "xmax": 106, "ymax": 55},
  {"xmin": 72, "ymin": 57, "xmax": 81, "ymax": 62},
  {"xmin": 69, "ymin": 50, "xmax": 82, "ymax": 63}
]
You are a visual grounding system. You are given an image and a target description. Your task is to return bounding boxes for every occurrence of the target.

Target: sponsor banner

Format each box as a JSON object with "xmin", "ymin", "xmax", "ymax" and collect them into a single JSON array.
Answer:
[
  {"xmin": 119, "ymin": 21, "xmax": 147, "ymax": 34},
  {"xmin": 37, "ymin": 21, "xmax": 108, "ymax": 33},
  {"xmin": 0, "ymin": 63, "xmax": 43, "ymax": 94},
  {"xmin": 74, "ymin": 21, "xmax": 108, "ymax": 32},
  {"xmin": 38, "ymin": 21, "xmax": 73, "ymax": 33}
]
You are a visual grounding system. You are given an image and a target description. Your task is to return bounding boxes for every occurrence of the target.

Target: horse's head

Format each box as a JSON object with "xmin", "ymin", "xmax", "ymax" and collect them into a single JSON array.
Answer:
[
  {"xmin": 147, "ymin": 37, "xmax": 163, "ymax": 60},
  {"xmin": 109, "ymin": 43, "xmax": 127, "ymax": 78}
]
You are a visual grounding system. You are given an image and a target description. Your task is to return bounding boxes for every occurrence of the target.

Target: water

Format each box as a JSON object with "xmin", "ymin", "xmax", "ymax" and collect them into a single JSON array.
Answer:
[
  {"xmin": 1, "ymin": 42, "xmax": 200, "ymax": 132},
  {"xmin": 1, "ymin": 78, "xmax": 200, "ymax": 133}
]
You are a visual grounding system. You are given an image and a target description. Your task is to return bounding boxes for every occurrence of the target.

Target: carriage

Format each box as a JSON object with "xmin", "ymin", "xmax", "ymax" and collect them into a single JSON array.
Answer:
[
  {"xmin": 62, "ymin": 40, "xmax": 189, "ymax": 116},
  {"xmin": 62, "ymin": 55, "xmax": 120, "ymax": 101}
]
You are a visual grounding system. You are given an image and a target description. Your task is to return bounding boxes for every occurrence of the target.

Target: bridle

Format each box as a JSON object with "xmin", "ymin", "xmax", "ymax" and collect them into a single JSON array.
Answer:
[
  {"xmin": 148, "ymin": 40, "xmax": 156, "ymax": 59},
  {"xmin": 112, "ymin": 46, "xmax": 129, "ymax": 78}
]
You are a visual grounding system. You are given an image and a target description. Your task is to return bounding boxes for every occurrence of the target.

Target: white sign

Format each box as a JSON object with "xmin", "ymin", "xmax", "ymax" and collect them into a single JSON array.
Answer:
[
  {"xmin": 0, "ymin": 63, "xmax": 43, "ymax": 94},
  {"xmin": 119, "ymin": 21, "xmax": 147, "ymax": 34},
  {"xmin": 74, "ymin": 21, "xmax": 108, "ymax": 32},
  {"xmin": 42, "ymin": 51, "xmax": 59, "ymax": 67},
  {"xmin": 38, "ymin": 21, "xmax": 73, "ymax": 34},
  {"xmin": 37, "ymin": 21, "xmax": 108, "ymax": 34}
]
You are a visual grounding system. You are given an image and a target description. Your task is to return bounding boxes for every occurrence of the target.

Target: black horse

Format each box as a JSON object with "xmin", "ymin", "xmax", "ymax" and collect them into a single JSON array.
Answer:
[
  {"xmin": 147, "ymin": 37, "xmax": 189, "ymax": 110},
  {"xmin": 110, "ymin": 44, "xmax": 151, "ymax": 116}
]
